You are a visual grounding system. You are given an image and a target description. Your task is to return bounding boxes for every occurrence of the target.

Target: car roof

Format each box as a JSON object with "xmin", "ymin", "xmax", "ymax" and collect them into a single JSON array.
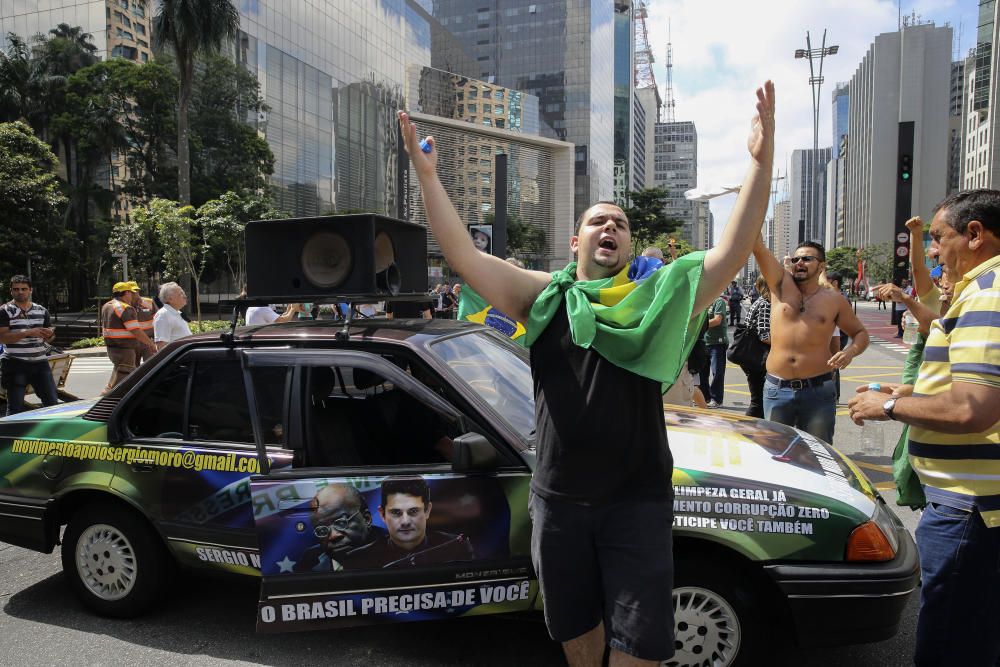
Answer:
[{"xmin": 105, "ymin": 318, "xmax": 486, "ymax": 400}]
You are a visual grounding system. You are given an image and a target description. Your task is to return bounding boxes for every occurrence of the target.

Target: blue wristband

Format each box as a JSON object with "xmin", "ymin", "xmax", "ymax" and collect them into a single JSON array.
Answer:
[
  {"xmin": 867, "ymin": 383, "xmax": 881, "ymax": 391},
  {"xmin": 419, "ymin": 138, "xmax": 432, "ymax": 153}
]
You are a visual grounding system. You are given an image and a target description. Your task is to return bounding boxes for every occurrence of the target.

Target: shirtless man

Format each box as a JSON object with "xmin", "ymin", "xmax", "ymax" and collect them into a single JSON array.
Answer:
[{"xmin": 753, "ymin": 237, "xmax": 869, "ymax": 443}]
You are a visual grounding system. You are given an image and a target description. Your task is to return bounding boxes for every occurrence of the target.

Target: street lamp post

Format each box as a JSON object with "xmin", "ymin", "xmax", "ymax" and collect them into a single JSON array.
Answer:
[{"xmin": 794, "ymin": 30, "xmax": 838, "ymax": 245}]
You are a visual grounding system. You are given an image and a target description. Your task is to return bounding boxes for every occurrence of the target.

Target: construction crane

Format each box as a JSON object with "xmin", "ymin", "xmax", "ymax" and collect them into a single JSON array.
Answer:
[{"xmin": 633, "ymin": 0, "xmax": 662, "ymax": 121}]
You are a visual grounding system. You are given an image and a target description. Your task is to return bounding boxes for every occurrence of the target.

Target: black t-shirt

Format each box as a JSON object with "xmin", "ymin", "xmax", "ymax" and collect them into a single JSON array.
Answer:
[
  {"xmin": 385, "ymin": 300, "xmax": 432, "ymax": 318},
  {"xmin": 529, "ymin": 302, "xmax": 672, "ymax": 504}
]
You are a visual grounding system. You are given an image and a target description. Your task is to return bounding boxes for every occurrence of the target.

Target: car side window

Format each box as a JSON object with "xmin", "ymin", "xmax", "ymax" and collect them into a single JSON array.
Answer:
[
  {"xmin": 188, "ymin": 358, "xmax": 254, "ymax": 443},
  {"xmin": 251, "ymin": 365, "xmax": 291, "ymax": 446},
  {"xmin": 128, "ymin": 360, "xmax": 189, "ymax": 439},
  {"xmin": 302, "ymin": 362, "xmax": 461, "ymax": 468}
]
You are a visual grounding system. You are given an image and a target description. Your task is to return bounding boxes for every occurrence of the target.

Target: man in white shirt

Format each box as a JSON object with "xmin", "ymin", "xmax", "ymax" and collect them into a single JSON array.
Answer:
[
  {"xmin": 245, "ymin": 303, "xmax": 304, "ymax": 326},
  {"xmin": 152, "ymin": 282, "xmax": 191, "ymax": 350}
]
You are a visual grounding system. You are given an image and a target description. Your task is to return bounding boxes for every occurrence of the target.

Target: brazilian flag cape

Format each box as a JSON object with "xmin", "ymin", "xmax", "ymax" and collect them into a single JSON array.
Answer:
[
  {"xmin": 526, "ymin": 252, "xmax": 707, "ymax": 385},
  {"xmin": 458, "ymin": 285, "xmax": 528, "ymax": 346}
]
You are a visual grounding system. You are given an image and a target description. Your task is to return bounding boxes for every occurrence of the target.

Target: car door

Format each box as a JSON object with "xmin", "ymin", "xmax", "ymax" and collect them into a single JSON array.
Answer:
[
  {"xmin": 241, "ymin": 349, "xmax": 536, "ymax": 634},
  {"xmin": 108, "ymin": 348, "xmax": 293, "ymax": 574}
]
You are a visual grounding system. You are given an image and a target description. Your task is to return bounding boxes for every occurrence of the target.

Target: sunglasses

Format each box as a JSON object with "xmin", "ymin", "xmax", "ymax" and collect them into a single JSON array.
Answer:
[{"xmin": 790, "ymin": 256, "xmax": 821, "ymax": 264}]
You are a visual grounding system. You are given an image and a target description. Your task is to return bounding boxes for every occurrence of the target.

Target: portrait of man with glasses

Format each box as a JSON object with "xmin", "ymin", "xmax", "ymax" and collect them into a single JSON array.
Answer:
[
  {"xmin": 752, "ymin": 238, "xmax": 870, "ymax": 443},
  {"xmin": 297, "ymin": 483, "xmax": 387, "ymax": 572}
]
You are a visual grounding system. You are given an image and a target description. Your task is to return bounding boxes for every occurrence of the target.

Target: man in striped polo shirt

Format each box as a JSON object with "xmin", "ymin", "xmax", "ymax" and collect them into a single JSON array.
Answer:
[
  {"xmin": 0, "ymin": 275, "xmax": 58, "ymax": 415},
  {"xmin": 849, "ymin": 189, "xmax": 1000, "ymax": 666}
]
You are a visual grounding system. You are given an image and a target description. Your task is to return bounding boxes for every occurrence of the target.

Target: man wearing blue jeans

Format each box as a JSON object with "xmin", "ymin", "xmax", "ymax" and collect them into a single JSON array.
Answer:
[
  {"xmin": 698, "ymin": 295, "xmax": 728, "ymax": 408},
  {"xmin": 0, "ymin": 276, "xmax": 58, "ymax": 415},
  {"xmin": 849, "ymin": 189, "xmax": 1000, "ymax": 666},
  {"xmin": 752, "ymin": 238, "xmax": 869, "ymax": 443}
]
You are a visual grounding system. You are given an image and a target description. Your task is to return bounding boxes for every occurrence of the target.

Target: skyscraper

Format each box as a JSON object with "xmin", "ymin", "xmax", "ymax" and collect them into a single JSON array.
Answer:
[
  {"xmin": 428, "ymin": 1, "xmax": 616, "ymax": 218},
  {"xmin": 842, "ymin": 22, "xmax": 951, "ymax": 248},
  {"xmin": 790, "ymin": 147, "xmax": 831, "ymax": 245},
  {"xmin": 961, "ymin": 0, "xmax": 1000, "ymax": 190},
  {"xmin": 651, "ymin": 121, "xmax": 706, "ymax": 248}
]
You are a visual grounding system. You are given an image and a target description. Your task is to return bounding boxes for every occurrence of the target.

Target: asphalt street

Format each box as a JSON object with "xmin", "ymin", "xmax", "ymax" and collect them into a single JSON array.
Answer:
[{"xmin": 0, "ymin": 301, "xmax": 923, "ymax": 666}]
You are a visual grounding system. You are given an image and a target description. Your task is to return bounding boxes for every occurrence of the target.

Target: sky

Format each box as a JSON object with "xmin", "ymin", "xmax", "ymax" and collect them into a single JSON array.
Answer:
[{"xmin": 642, "ymin": 0, "xmax": 979, "ymax": 244}]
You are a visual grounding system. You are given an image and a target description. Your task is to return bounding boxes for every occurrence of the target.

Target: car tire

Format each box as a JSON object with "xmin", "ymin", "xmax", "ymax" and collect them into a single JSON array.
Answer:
[
  {"xmin": 667, "ymin": 556, "xmax": 766, "ymax": 667},
  {"xmin": 61, "ymin": 502, "xmax": 167, "ymax": 618}
]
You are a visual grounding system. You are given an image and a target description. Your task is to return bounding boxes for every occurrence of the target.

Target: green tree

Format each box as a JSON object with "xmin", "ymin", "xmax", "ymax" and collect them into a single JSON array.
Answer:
[
  {"xmin": 0, "ymin": 121, "xmax": 69, "ymax": 298},
  {"xmin": 64, "ymin": 59, "xmax": 178, "ymax": 201},
  {"xmin": 860, "ymin": 242, "xmax": 894, "ymax": 284},
  {"xmin": 650, "ymin": 233, "xmax": 695, "ymax": 261},
  {"xmin": 825, "ymin": 246, "xmax": 859, "ymax": 281},
  {"xmin": 138, "ymin": 198, "xmax": 206, "ymax": 322},
  {"xmin": 108, "ymin": 212, "xmax": 163, "ymax": 289},
  {"xmin": 481, "ymin": 212, "xmax": 549, "ymax": 262},
  {"xmin": 622, "ymin": 187, "xmax": 682, "ymax": 252},
  {"xmin": 198, "ymin": 190, "xmax": 280, "ymax": 290},
  {"xmin": 153, "ymin": 0, "xmax": 240, "ymax": 204},
  {"xmin": 188, "ymin": 54, "xmax": 273, "ymax": 205}
]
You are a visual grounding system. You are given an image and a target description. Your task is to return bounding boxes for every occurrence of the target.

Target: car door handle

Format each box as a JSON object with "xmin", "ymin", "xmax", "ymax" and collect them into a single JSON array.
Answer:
[{"xmin": 130, "ymin": 457, "xmax": 156, "ymax": 472}]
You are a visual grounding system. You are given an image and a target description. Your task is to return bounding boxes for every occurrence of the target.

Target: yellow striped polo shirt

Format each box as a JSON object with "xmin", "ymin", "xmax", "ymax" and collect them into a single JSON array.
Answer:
[{"xmin": 909, "ymin": 253, "xmax": 1000, "ymax": 527}]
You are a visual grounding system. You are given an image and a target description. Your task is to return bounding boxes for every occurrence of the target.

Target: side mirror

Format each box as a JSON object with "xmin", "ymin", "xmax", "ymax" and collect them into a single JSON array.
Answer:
[{"xmin": 452, "ymin": 432, "xmax": 498, "ymax": 472}]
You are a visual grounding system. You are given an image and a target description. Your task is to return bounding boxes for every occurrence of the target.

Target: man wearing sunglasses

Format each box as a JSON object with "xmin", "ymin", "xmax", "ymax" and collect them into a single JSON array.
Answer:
[{"xmin": 753, "ymin": 238, "xmax": 869, "ymax": 444}]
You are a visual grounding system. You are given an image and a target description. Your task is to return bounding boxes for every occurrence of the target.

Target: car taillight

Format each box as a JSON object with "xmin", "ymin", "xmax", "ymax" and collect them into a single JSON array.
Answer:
[{"xmin": 845, "ymin": 521, "xmax": 896, "ymax": 561}]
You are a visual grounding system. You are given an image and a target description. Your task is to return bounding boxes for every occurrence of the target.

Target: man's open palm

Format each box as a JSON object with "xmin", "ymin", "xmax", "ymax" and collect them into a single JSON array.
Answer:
[{"xmin": 747, "ymin": 80, "xmax": 775, "ymax": 164}]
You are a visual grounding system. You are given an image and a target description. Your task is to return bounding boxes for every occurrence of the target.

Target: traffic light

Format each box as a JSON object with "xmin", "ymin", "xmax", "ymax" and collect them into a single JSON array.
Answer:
[{"xmin": 899, "ymin": 154, "xmax": 912, "ymax": 182}]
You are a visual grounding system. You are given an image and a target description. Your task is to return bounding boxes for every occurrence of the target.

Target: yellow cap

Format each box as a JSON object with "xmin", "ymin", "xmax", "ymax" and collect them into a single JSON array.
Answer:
[{"xmin": 113, "ymin": 281, "xmax": 140, "ymax": 293}]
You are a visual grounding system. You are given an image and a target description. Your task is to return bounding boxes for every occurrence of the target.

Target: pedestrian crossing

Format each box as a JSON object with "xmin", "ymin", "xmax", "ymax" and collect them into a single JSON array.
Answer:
[
  {"xmin": 68, "ymin": 357, "xmax": 113, "ymax": 375},
  {"xmin": 868, "ymin": 335, "xmax": 910, "ymax": 354}
]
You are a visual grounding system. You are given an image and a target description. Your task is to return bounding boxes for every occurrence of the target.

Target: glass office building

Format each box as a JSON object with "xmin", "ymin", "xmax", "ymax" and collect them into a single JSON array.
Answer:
[{"xmin": 428, "ymin": 0, "xmax": 616, "ymax": 218}]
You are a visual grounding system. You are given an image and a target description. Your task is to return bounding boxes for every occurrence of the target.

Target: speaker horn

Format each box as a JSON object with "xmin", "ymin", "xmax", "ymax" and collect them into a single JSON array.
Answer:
[
  {"xmin": 373, "ymin": 231, "xmax": 401, "ymax": 295},
  {"xmin": 301, "ymin": 231, "xmax": 352, "ymax": 289}
]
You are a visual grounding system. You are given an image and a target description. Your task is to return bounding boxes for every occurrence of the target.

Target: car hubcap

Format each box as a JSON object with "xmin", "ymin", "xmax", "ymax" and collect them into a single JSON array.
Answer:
[
  {"xmin": 664, "ymin": 586, "xmax": 741, "ymax": 667},
  {"xmin": 75, "ymin": 524, "xmax": 137, "ymax": 601}
]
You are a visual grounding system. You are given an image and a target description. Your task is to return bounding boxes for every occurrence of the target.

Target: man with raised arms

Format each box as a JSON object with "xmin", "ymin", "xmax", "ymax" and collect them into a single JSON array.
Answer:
[{"xmin": 398, "ymin": 80, "xmax": 773, "ymax": 667}]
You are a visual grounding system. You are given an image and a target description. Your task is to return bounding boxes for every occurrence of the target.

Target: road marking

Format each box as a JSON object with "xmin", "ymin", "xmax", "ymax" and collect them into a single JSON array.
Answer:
[{"xmin": 874, "ymin": 481, "xmax": 896, "ymax": 490}]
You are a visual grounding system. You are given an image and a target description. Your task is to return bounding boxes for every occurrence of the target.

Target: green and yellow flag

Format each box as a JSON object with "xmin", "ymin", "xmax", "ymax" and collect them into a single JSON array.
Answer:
[
  {"xmin": 458, "ymin": 285, "xmax": 528, "ymax": 346},
  {"xmin": 526, "ymin": 252, "xmax": 707, "ymax": 384}
]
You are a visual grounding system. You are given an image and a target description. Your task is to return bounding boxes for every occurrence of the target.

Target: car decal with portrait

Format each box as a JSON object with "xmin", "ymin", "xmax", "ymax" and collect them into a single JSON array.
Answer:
[{"xmin": 249, "ymin": 471, "xmax": 536, "ymax": 631}]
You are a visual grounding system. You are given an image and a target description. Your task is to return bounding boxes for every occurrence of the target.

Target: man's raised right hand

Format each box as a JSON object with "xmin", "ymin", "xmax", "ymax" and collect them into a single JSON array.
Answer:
[{"xmin": 398, "ymin": 111, "xmax": 437, "ymax": 179}]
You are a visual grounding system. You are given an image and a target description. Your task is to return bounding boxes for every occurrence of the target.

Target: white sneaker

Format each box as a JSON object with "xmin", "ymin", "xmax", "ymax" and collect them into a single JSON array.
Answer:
[{"xmin": 707, "ymin": 400, "xmax": 720, "ymax": 408}]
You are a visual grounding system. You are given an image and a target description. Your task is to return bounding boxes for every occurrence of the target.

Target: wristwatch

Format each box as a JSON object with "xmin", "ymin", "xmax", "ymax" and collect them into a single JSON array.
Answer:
[{"xmin": 883, "ymin": 397, "xmax": 898, "ymax": 420}]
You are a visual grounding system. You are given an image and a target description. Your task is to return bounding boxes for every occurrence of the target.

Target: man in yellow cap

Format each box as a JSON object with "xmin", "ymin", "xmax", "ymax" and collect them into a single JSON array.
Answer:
[{"xmin": 101, "ymin": 281, "xmax": 156, "ymax": 391}]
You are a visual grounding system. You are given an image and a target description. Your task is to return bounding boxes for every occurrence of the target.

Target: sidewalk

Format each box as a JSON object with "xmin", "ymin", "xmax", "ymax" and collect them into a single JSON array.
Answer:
[{"xmin": 67, "ymin": 346, "xmax": 107, "ymax": 358}]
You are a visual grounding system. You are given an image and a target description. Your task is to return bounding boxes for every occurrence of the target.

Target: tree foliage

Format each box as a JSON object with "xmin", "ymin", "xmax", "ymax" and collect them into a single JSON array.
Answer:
[
  {"xmin": 153, "ymin": 0, "xmax": 241, "ymax": 204},
  {"xmin": 860, "ymin": 243, "xmax": 894, "ymax": 284},
  {"xmin": 824, "ymin": 246, "xmax": 859, "ymax": 281},
  {"xmin": 136, "ymin": 198, "xmax": 208, "ymax": 321},
  {"xmin": 622, "ymin": 187, "xmax": 683, "ymax": 252},
  {"xmin": 0, "ymin": 121, "xmax": 70, "ymax": 296},
  {"xmin": 198, "ymin": 191, "xmax": 281, "ymax": 290},
  {"xmin": 189, "ymin": 54, "xmax": 272, "ymax": 205}
]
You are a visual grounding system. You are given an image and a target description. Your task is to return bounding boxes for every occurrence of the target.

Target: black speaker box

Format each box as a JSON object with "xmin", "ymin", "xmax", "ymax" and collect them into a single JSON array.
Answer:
[{"xmin": 245, "ymin": 214, "xmax": 427, "ymax": 300}]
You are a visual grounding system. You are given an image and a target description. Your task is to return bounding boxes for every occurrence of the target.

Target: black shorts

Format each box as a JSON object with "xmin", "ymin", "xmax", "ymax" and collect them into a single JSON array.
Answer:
[{"xmin": 528, "ymin": 493, "xmax": 674, "ymax": 660}]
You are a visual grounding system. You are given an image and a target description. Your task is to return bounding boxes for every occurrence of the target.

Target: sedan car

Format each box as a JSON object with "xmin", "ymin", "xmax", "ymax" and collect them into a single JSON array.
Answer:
[{"xmin": 0, "ymin": 318, "xmax": 918, "ymax": 666}]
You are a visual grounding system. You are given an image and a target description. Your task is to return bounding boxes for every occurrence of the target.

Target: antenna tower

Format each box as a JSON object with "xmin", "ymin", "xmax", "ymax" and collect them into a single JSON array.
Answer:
[
  {"xmin": 664, "ymin": 20, "xmax": 676, "ymax": 122},
  {"xmin": 633, "ymin": 0, "xmax": 662, "ymax": 121}
]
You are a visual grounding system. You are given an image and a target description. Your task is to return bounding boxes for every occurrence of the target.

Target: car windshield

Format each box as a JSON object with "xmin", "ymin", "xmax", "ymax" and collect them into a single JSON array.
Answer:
[{"xmin": 429, "ymin": 330, "xmax": 535, "ymax": 442}]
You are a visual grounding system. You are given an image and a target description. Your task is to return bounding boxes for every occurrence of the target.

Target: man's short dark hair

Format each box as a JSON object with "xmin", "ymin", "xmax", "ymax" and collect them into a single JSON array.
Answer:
[
  {"xmin": 795, "ymin": 241, "xmax": 826, "ymax": 262},
  {"xmin": 575, "ymin": 201, "xmax": 626, "ymax": 234},
  {"xmin": 932, "ymin": 189, "xmax": 1000, "ymax": 236},
  {"xmin": 10, "ymin": 275, "xmax": 30, "ymax": 288},
  {"xmin": 381, "ymin": 475, "xmax": 430, "ymax": 509}
]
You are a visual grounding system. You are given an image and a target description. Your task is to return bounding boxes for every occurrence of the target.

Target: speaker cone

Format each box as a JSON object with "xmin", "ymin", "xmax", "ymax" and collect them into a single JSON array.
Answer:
[
  {"xmin": 374, "ymin": 231, "xmax": 401, "ymax": 294},
  {"xmin": 301, "ymin": 231, "xmax": 352, "ymax": 289}
]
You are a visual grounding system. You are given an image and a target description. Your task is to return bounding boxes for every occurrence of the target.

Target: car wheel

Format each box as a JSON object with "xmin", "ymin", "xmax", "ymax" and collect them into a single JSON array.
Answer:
[
  {"xmin": 666, "ymin": 558, "xmax": 765, "ymax": 667},
  {"xmin": 61, "ymin": 502, "xmax": 167, "ymax": 617}
]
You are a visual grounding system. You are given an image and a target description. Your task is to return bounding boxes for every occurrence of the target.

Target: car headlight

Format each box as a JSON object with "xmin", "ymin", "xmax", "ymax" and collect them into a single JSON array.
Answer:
[{"xmin": 845, "ymin": 501, "xmax": 899, "ymax": 562}]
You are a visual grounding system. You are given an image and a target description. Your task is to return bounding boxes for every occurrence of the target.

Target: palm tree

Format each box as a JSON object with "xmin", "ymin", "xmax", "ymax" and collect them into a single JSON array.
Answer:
[{"xmin": 153, "ymin": 0, "xmax": 240, "ymax": 204}]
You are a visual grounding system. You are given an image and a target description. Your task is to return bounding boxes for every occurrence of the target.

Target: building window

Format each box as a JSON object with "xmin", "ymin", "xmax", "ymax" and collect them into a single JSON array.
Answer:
[
  {"xmin": 494, "ymin": 90, "xmax": 504, "ymax": 100},
  {"xmin": 494, "ymin": 105, "xmax": 503, "ymax": 114},
  {"xmin": 467, "ymin": 103, "xmax": 477, "ymax": 113},
  {"xmin": 495, "ymin": 118, "xmax": 504, "ymax": 129},
  {"xmin": 136, "ymin": 23, "xmax": 145, "ymax": 35}
]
